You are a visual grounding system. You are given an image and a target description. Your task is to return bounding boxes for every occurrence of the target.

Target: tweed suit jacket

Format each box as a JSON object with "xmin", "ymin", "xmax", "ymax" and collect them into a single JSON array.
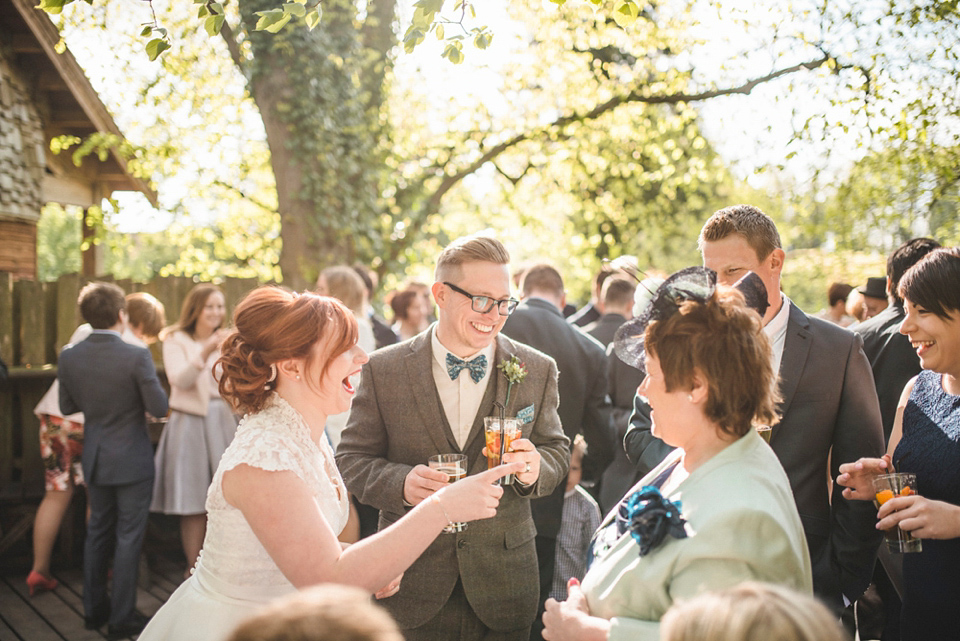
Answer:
[
  {"xmin": 623, "ymin": 302, "xmax": 884, "ymax": 609},
  {"xmin": 58, "ymin": 332, "xmax": 168, "ymax": 486},
  {"xmin": 336, "ymin": 330, "xmax": 570, "ymax": 631}
]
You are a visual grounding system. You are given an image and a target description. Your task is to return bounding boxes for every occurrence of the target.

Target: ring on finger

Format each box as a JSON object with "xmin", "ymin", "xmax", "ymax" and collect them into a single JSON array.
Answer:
[{"xmin": 524, "ymin": 462, "xmax": 532, "ymax": 474}]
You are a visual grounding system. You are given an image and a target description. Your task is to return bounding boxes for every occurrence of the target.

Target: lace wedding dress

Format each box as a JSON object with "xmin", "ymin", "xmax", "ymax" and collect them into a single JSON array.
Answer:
[{"xmin": 139, "ymin": 394, "xmax": 349, "ymax": 641}]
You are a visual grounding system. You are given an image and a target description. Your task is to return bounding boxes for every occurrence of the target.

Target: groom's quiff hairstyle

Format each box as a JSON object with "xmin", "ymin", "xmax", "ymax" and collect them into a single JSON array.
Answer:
[
  {"xmin": 698, "ymin": 204, "xmax": 782, "ymax": 263},
  {"xmin": 435, "ymin": 234, "xmax": 510, "ymax": 282}
]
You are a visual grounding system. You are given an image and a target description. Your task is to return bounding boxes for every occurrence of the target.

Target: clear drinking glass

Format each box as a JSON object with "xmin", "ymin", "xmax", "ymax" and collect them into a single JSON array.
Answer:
[
  {"xmin": 873, "ymin": 473, "xmax": 922, "ymax": 553},
  {"xmin": 483, "ymin": 417, "xmax": 521, "ymax": 485},
  {"xmin": 428, "ymin": 453, "xmax": 467, "ymax": 533}
]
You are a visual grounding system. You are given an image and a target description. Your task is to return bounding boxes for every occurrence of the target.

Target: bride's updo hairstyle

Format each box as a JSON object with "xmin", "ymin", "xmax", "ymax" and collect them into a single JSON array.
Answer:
[
  {"xmin": 644, "ymin": 287, "xmax": 779, "ymax": 438},
  {"xmin": 217, "ymin": 286, "xmax": 358, "ymax": 414}
]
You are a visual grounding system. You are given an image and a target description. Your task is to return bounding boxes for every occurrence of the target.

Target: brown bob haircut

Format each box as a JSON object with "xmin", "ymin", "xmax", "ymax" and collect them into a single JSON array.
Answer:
[
  {"xmin": 644, "ymin": 287, "xmax": 780, "ymax": 438},
  {"xmin": 217, "ymin": 287, "xmax": 358, "ymax": 414},
  {"xmin": 125, "ymin": 292, "xmax": 166, "ymax": 341},
  {"xmin": 897, "ymin": 247, "xmax": 960, "ymax": 320}
]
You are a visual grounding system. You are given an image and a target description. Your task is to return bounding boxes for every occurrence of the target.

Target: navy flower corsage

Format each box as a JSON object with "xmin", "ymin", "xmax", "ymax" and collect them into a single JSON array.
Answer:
[{"xmin": 616, "ymin": 486, "xmax": 688, "ymax": 556}]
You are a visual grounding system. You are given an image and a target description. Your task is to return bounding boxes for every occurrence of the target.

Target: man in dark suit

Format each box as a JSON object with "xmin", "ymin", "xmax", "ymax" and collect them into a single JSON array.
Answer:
[
  {"xmin": 856, "ymin": 238, "xmax": 940, "ymax": 442},
  {"xmin": 58, "ymin": 282, "xmax": 168, "ymax": 639},
  {"xmin": 625, "ymin": 205, "xmax": 885, "ymax": 624},
  {"xmin": 500, "ymin": 264, "xmax": 613, "ymax": 639},
  {"xmin": 853, "ymin": 237, "xmax": 940, "ymax": 641},
  {"xmin": 582, "ymin": 276, "xmax": 636, "ymax": 348},
  {"xmin": 337, "ymin": 236, "xmax": 569, "ymax": 641}
]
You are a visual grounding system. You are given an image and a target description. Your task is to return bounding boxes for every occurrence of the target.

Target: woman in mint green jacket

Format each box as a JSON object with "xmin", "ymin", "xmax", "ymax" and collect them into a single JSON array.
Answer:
[{"xmin": 542, "ymin": 269, "xmax": 812, "ymax": 641}]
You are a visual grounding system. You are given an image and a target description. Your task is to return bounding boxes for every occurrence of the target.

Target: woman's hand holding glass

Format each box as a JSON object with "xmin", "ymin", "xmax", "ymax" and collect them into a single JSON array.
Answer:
[
  {"xmin": 837, "ymin": 454, "xmax": 893, "ymax": 500},
  {"xmin": 877, "ymin": 494, "xmax": 960, "ymax": 540}
]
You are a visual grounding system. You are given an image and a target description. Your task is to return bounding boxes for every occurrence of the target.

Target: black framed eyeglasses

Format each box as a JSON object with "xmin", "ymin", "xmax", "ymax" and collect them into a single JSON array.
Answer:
[{"xmin": 443, "ymin": 282, "xmax": 519, "ymax": 316}]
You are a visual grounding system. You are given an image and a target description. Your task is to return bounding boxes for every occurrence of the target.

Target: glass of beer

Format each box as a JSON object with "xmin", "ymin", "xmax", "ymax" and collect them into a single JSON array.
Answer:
[
  {"xmin": 428, "ymin": 454, "xmax": 467, "ymax": 533},
  {"xmin": 756, "ymin": 425, "xmax": 772, "ymax": 444},
  {"xmin": 484, "ymin": 417, "xmax": 521, "ymax": 485},
  {"xmin": 873, "ymin": 473, "xmax": 922, "ymax": 553}
]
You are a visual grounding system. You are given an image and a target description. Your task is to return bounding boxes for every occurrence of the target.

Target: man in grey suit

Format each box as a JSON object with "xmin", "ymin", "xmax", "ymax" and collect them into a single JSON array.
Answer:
[
  {"xmin": 625, "ymin": 205, "xmax": 885, "ymax": 624},
  {"xmin": 500, "ymin": 264, "xmax": 612, "ymax": 639},
  {"xmin": 337, "ymin": 235, "xmax": 570, "ymax": 641},
  {"xmin": 58, "ymin": 282, "xmax": 168, "ymax": 639}
]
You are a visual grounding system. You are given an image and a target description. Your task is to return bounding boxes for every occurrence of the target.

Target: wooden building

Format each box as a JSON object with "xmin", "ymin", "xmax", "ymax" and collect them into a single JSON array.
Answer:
[{"xmin": 0, "ymin": 0, "xmax": 156, "ymax": 280}]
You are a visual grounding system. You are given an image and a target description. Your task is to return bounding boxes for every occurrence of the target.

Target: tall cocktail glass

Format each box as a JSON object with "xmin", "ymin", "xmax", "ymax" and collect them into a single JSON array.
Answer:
[
  {"xmin": 873, "ymin": 473, "xmax": 922, "ymax": 553},
  {"xmin": 484, "ymin": 417, "xmax": 520, "ymax": 485}
]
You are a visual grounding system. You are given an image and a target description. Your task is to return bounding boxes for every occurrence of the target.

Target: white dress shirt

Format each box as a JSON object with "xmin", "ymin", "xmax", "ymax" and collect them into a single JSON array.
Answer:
[
  {"xmin": 763, "ymin": 293, "xmax": 791, "ymax": 377},
  {"xmin": 431, "ymin": 327, "xmax": 495, "ymax": 449}
]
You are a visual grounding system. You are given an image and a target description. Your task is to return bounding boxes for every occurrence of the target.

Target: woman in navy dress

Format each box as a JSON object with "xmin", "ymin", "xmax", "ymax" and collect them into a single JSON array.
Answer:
[{"xmin": 839, "ymin": 247, "xmax": 960, "ymax": 641}]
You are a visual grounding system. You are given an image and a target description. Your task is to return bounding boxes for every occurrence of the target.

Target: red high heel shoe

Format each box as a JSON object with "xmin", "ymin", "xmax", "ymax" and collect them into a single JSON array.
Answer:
[{"xmin": 26, "ymin": 571, "xmax": 58, "ymax": 596}]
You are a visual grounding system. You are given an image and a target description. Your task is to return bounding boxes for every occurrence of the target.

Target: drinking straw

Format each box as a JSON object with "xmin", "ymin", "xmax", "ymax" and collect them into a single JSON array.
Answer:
[{"xmin": 494, "ymin": 400, "xmax": 506, "ymax": 485}]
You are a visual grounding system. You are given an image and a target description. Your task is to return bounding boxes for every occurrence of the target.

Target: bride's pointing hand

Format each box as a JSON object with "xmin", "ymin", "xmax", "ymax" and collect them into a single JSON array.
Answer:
[{"xmin": 437, "ymin": 462, "xmax": 525, "ymax": 523}]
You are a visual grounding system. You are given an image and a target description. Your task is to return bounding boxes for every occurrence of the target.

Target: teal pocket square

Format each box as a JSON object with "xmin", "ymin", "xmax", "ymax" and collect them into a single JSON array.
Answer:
[{"xmin": 517, "ymin": 404, "xmax": 535, "ymax": 425}]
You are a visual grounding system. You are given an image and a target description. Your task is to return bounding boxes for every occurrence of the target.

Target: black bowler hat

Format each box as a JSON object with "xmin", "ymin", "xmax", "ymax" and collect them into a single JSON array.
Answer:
[{"xmin": 857, "ymin": 277, "xmax": 887, "ymax": 299}]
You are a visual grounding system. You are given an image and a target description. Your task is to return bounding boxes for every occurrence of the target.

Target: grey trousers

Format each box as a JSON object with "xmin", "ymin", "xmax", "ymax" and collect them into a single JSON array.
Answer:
[{"xmin": 401, "ymin": 578, "xmax": 532, "ymax": 641}]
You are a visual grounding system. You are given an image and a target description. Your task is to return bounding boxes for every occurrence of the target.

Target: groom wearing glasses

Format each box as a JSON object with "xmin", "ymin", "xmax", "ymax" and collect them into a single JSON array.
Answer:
[{"xmin": 337, "ymin": 234, "xmax": 570, "ymax": 641}]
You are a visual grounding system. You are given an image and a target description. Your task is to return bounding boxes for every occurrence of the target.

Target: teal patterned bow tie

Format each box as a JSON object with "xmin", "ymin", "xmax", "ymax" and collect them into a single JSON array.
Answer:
[{"xmin": 446, "ymin": 353, "xmax": 488, "ymax": 383}]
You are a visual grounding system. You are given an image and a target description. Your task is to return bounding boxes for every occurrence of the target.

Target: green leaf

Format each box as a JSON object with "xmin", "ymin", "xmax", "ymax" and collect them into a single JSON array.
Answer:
[
  {"xmin": 204, "ymin": 13, "xmax": 224, "ymax": 36},
  {"xmin": 436, "ymin": 23, "xmax": 444, "ymax": 39},
  {"xmin": 403, "ymin": 26, "xmax": 426, "ymax": 53},
  {"xmin": 255, "ymin": 8, "xmax": 291, "ymax": 33},
  {"xmin": 197, "ymin": 5, "xmax": 209, "ymax": 18},
  {"xmin": 475, "ymin": 32, "xmax": 492, "ymax": 49},
  {"xmin": 35, "ymin": 0, "xmax": 67, "ymax": 15},
  {"xmin": 305, "ymin": 6, "xmax": 322, "ymax": 29},
  {"xmin": 140, "ymin": 25, "xmax": 153, "ymax": 36},
  {"xmin": 612, "ymin": 0, "xmax": 640, "ymax": 27},
  {"xmin": 145, "ymin": 37, "xmax": 170, "ymax": 61},
  {"xmin": 442, "ymin": 41, "xmax": 463, "ymax": 64},
  {"xmin": 283, "ymin": 2, "xmax": 306, "ymax": 18}
]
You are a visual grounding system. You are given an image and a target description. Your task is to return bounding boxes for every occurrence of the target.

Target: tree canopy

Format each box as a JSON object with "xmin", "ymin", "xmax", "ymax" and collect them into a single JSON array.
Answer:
[{"xmin": 41, "ymin": 0, "xmax": 960, "ymax": 299}]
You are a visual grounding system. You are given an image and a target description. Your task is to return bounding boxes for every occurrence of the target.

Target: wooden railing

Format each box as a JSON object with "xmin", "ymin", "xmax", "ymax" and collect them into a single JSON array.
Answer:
[{"xmin": 0, "ymin": 272, "xmax": 259, "ymax": 561}]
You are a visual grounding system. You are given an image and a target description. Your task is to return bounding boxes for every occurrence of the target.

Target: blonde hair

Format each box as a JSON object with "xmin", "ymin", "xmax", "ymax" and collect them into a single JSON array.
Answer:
[
  {"xmin": 660, "ymin": 582, "xmax": 845, "ymax": 641},
  {"xmin": 226, "ymin": 584, "xmax": 403, "ymax": 641},
  {"xmin": 435, "ymin": 234, "xmax": 510, "ymax": 282},
  {"xmin": 317, "ymin": 266, "xmax": 367, "ymax": 314},
  {"xmin": 125, "ymin": 292, "xmax": 166, "ymax": 342}
]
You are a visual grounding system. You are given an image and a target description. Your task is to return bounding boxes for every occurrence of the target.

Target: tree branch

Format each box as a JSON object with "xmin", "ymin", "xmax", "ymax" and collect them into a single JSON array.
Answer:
[
  {"xmin": 212, "ymin": 179, "xmax": 277, "ymax": 214},
  {"xmin": 219, "ymin": 20, "xmax": 246, "ymax": 73},
  {"xmin": 418, "ymin": 55, "xmax": 832, "ymax": 215}
]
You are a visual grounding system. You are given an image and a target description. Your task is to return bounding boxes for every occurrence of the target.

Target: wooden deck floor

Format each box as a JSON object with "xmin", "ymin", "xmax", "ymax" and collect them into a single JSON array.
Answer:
[{"xmin": 0, "ymin": 556, "xmax": 184, "ymax": 641}]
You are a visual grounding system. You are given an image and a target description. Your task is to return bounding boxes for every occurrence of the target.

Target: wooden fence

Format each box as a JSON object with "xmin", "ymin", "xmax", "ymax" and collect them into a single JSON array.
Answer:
[{"xmin": 0, "ymin": 272, "xmax": 259, "ymax": 562}]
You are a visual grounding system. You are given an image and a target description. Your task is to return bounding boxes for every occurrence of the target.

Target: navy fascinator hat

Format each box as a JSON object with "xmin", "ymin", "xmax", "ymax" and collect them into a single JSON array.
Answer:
[{"xmin": 612, "ymin": 267, "xmax": 768, "ymax": 373}]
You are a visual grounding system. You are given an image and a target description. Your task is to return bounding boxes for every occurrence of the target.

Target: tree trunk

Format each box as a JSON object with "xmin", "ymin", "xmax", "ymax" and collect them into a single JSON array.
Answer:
[{"xmin": 237, "ymin": 0, "xmax": 391, "ymax": 289}]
